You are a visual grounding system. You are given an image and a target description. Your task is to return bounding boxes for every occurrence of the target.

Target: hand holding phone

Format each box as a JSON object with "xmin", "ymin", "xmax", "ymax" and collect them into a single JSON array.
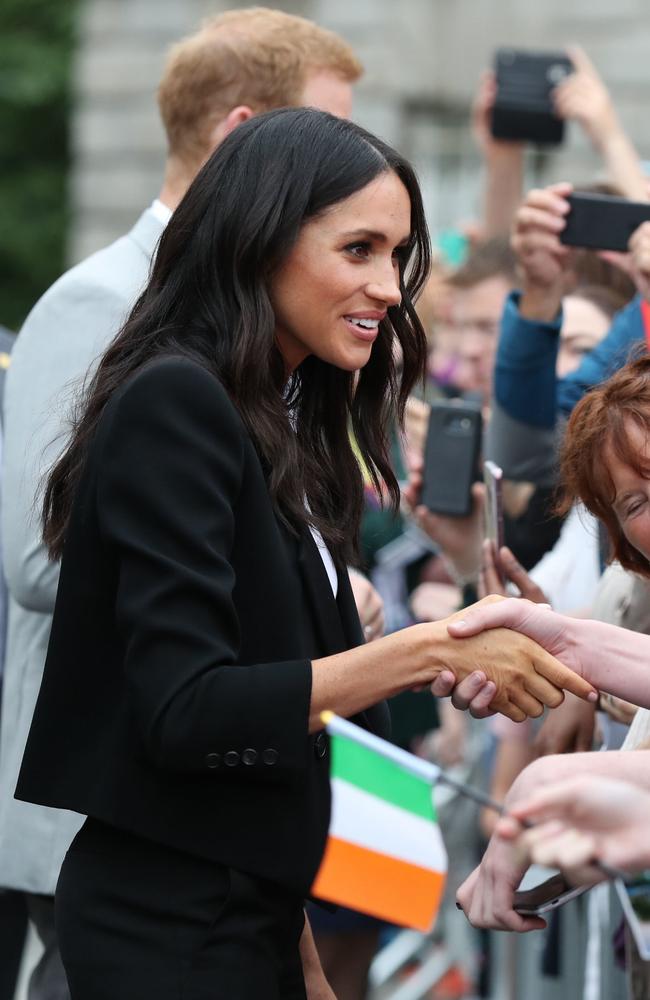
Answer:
[{"xmin": 514, "ymin": 869, "xmax": 590, "ymax": 916}]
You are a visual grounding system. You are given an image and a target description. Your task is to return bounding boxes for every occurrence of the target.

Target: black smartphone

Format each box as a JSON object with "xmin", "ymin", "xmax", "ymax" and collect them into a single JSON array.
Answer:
[
  {"xmin": 491, "ymin": 48, "xmax": 573, "ymax": 145},
  {"xmin": 560, "ymin": 191, "xmax": 650, "ymax": 252},
  {"xmin": 514, "ymin": 870, "xmax": 590, "ymax": 916},
  {"xmin": 421, "ymin": 402, "xmax": 482, "ymax": 517}
]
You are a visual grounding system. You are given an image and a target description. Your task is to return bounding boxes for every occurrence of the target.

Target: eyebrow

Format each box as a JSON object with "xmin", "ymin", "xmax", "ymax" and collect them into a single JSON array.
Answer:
[{"xmin": 340, "ymin": 228, "xmax": 411, "ymax": 246}]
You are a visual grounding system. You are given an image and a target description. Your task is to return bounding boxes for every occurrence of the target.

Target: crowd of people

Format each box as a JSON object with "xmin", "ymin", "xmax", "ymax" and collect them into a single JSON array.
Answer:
[{"xmin": 2, "ymin": 7, "xmax": 650, "ymax": 1000}]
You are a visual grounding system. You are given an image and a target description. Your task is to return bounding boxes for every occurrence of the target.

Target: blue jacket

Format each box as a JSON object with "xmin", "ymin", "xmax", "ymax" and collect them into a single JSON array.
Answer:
[{"xmin": 494, "ymin": 291, "xmax": 645, "ymax": 428}]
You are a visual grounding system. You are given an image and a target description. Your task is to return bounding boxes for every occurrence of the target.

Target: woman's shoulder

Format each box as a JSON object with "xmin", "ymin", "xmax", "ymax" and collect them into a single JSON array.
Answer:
[
  {"xmin": 107, "ymin": 355, "xmax": 242, "ymax": 429},
  {"xmin": 94, "ymin": 355, "xmax": 248, "ymax": 470}
]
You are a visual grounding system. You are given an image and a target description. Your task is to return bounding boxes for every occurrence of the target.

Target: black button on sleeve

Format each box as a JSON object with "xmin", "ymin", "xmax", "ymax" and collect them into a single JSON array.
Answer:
[
  {"xmin": 242, "ymin": 748, "xmax": 258, "ymax": 766},
  {"xmin": 205, "ymin": 753, "xmax": 221, "ymax": 769},
  {"xmin": 314, "ymin": 733, "xmax": 327, "ymax": 759},
  {"xmin": 262, "ymin": 748, "xmax": 279, "ymax": 766},
  {"xmin": 224, "ymin": 751, "xmax": 240, "ymax": 767}
]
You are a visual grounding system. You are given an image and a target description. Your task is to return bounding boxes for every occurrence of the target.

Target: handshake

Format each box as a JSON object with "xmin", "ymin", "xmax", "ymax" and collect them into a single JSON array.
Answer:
[{"xmin": 349, "ymin": 567, "xmax": 597, "ymax": 724}]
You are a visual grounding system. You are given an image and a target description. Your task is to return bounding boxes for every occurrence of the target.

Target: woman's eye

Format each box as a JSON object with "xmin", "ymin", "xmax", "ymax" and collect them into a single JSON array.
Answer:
[
  {"xmin": 346, "ymin": 243, "xmax": 370, "ymax": 258},
  {"xmin": 626, "ymin": 501, "xmax": 645, "ymax": 519}
]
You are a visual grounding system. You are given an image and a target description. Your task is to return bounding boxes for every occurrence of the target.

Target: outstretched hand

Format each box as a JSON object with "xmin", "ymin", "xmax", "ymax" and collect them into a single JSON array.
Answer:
[
  {"xmin": 434, "ymin": 597, "xmax": 597, "ymax": 722},
  {"xmin": 447, "ymin": 597, "xmax": 589, "ymax": 678},
  {"xmin": 495, "ymin": 776, "xmax": 650, "ymax": 883}
]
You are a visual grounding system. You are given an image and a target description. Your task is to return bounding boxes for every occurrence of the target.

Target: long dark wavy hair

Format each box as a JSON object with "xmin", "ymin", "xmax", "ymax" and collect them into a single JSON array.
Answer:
[{"xmin": 43, "ymin": 108, "xmax": 430, "ymax": 563}]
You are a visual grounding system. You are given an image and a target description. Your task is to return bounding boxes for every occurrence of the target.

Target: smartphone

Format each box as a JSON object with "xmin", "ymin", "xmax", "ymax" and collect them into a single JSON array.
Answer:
[
  {"xmin": 420, "ymin": 402, "xmax": 482, "ymax": 517},
  {"xmin": 513, "ymin": 868, "xmax": 590, "ymax": 916},
  {"xmin": 615, "ymin": 874, "xmax": 650, "ymax": 961},
  {"xmin": 483, "ymin": 460, "xmax": 504, "ymax": 585},
  {"xmin": 560, "ymin": 191, "xmax": 650, "ymax": 253},
  {"xmin": 491, "ymin": 48, "xmax": 573, "ymax": 145}
]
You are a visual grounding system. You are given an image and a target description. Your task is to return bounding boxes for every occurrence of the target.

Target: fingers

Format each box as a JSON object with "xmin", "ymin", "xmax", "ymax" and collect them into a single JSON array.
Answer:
[
  {"xmin": 564, "ymin": 44, "xmax": 595, "ymax": 76},
  {"xmin": 516, "ymin": 204, "xmax": 568, "ymax": 234},
  {"xmin": 534, "ymin": 650, "xmax": 597, "ymax": 702},
  {"xmin": 494, "ymin": 815, "xmax": 521, "ymax": 841},
  {"xmin": 521, "ymin": 825, "xmax": 600, "ymax": 881},
  {"xmin": 447, "ymin": 596, "xmax": 528, "ymax": 637},
  {"xmin": 430, "ymin": 669, "xmax": 458, "ymax": 698},
  {"xmin": 452, "ymin": 675, "xmax": 497, "ymax": 715},
  {"xmin": 489, "ymin": 698, "xmax": 527, "ymax": 724},
  {"xmin": 506, "ymin": 687, "xmax": 545, "ymax": 720},
  {"xmin": 522, "ymin": 183, "xmax": 573, "ymax": 210},
  {"xmin": 456, "ymin": 862, "xmax": 547, "ymax": 932},
  {"xmin": 508, "ymin": 778, "xmax": 589, "ymax": 826},
  {"xmin": 498, "ymin": 547, "xmax": 548, "ymax": 604},
  {"xmin": 479, "ymin": 539, "xmax": 506, "ymax": 600},
  {"xmin": 524, "ymin": 672, "xmax": 564, "ymax": 709}
]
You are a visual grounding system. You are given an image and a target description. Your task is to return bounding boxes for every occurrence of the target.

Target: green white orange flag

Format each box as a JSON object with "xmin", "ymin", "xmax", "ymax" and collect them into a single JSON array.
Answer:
[{"xmin": 311, "ymin": 712, "xmax": 447, "ymax": 932}]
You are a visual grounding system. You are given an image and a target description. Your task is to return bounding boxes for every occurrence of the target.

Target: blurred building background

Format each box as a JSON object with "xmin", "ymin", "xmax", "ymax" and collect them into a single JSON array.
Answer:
[{"xmin": 3, "ymin": 0, "xmax": 650, "ymax": 325}]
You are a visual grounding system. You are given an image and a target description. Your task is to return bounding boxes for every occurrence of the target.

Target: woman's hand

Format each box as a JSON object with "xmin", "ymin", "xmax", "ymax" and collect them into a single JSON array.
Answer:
[
  {"xmin": 495, "ymin": 776, "xmax": 650, "ymax": 883},
  {"xmin": 447, "ymin": 597, "xmax": 587, "ymax": 677},
  {"xmin": 300, "ymin": 915, "xmax": 337, "ymax": 999},
  {"xmin": 434, "ymin": 598, "xmax": 597, "ymax": 722},
  {"xmin": 479, "ymin": 540, "xmax": 549, "ymax": 604},
  {"xmin": 456, "ymin": 819, "xmax": 546, "ymax": 932}
]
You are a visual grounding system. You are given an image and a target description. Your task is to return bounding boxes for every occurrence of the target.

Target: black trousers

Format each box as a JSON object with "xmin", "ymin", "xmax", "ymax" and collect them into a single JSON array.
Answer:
[{"xmin": 55, "ymin": 819, "xmax": 307, "ymax": 1000}]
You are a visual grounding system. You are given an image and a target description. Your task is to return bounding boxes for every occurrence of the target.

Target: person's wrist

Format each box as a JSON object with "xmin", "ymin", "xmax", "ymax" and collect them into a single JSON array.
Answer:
[
  {"xmin": 485, "ymin": 141, "xmax": 524, "ymax": 163},
  {"xmin": 519, "ymin": 283, "xmax": 563, "ymax": 323},
  {"xmin": 587, "ymin": 110, "xmax": 621, "ymax": 151},
  {"xmin": 413, "ymin": 620, "xmax": 452, "ymax": 687}
]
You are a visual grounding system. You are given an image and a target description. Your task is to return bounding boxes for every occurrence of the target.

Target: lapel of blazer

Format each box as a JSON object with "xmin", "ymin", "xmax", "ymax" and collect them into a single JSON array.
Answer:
[{"xmin": 298, "ymin": 527, "xmax": 348, "ymax": 656}]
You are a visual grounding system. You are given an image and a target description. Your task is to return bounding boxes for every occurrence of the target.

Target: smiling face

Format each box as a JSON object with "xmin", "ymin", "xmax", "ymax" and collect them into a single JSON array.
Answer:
[
  {"xmin": 608, "ymin": 419, "xmax": 650, "ymax": 565},
  {"xmin": 270, "ymin": 170, "xmax": 411, "ymax": 372}
]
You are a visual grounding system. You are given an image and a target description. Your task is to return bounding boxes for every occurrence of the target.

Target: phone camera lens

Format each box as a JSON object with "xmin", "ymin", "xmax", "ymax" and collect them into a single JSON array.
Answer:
[{"xmin": 547, "ymin": 64, "xmax": 569, "ymax": 85}]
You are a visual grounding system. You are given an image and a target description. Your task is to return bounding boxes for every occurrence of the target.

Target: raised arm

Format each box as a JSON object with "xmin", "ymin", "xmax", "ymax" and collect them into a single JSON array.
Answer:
[{"xmin": 554, "ymin": 46, "xmax": 648, "ymax": 202}]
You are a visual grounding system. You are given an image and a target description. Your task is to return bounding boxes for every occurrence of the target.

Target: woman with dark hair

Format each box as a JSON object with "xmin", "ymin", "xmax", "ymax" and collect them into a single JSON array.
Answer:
[{"xmin": 15, "ymin": 108, "xmax": 593, "ymax": 999}]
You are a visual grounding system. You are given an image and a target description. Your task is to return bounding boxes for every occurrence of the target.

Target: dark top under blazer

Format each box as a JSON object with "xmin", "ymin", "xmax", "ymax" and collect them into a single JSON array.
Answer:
[{"xmin": 16, "ymin": 357, "xmax": 389, "ymax": 895}]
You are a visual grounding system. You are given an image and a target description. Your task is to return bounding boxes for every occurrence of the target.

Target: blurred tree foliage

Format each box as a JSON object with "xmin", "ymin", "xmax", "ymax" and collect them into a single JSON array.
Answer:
[{"xmin": 0, "ymin": 0, "xmax": 78, "ymax": 331}]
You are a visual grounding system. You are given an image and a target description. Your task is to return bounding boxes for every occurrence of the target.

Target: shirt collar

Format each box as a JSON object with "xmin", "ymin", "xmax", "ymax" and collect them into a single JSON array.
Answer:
[{"xmin": 149, "ymin": 199, "xmax": 173, "ymax": 226}]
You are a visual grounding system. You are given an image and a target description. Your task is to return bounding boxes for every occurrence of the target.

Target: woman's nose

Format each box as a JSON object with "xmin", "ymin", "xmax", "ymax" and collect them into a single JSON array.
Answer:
[{"xmin": 367, "ymin": 268, "xmax": 401, "ymax": 308}]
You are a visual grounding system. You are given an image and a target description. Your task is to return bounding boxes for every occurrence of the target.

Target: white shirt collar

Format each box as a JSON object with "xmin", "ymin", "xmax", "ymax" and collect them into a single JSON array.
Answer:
[{"xmin": 149, "ymin": 199, "xmax": 173, "ymax": 226}]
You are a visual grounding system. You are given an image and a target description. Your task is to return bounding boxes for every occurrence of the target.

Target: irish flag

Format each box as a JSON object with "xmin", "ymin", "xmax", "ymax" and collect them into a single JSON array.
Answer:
[{"xmin": 312, "ymin": 713, "xmax": 447, "ymax": 932}]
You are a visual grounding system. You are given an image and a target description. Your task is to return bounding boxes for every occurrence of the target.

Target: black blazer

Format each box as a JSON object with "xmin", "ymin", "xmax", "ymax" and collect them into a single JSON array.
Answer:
[{"xmin": 16, "ymin": 358, "xmax": 389, "ymax": 895}]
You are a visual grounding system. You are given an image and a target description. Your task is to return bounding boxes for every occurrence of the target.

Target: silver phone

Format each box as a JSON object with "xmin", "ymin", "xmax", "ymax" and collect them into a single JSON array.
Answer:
[
  {"xmin": 483, "ymin": 460, "xmax": 504, "ymax": 585},
  {"xmin": 513, "ymin": 867, "xmax": 590, "ymax": 916}
]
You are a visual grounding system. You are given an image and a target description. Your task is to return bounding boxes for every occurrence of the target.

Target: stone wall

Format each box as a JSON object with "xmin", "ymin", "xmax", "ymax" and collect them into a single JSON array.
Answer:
[{"xmin": 70, "ymin": 0, "xmax": 650, "ymax": 262}]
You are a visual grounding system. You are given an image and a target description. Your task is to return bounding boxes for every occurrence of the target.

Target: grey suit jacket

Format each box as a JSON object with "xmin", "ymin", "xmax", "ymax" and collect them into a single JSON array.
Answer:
[{"xmin": 0, "ymin": 209, "xmax": 164, "ymax": 893}]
